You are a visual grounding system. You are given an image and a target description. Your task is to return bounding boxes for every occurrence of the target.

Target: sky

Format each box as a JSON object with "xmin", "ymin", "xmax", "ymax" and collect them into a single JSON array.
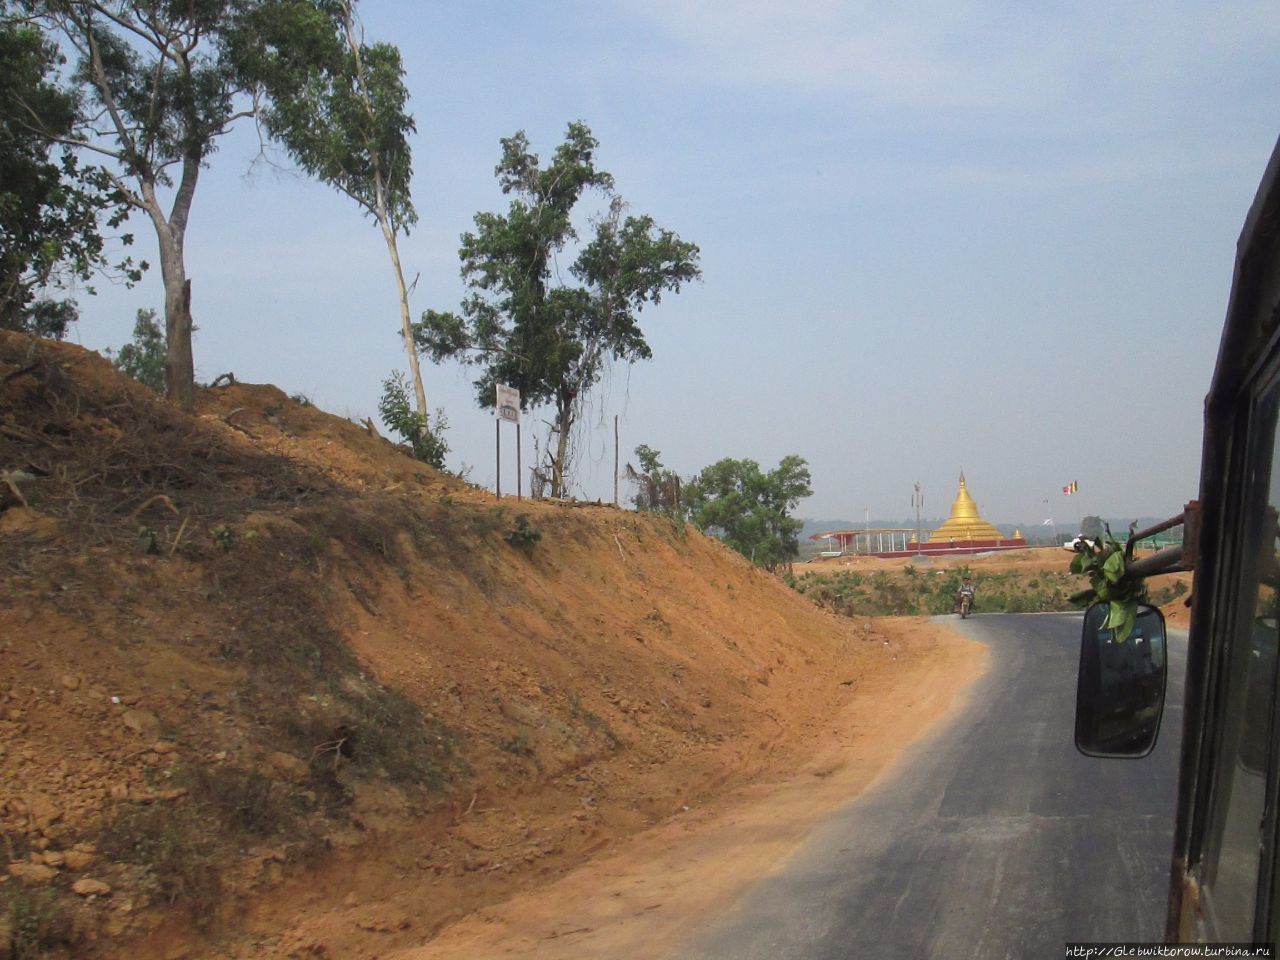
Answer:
[{"xmin": 64, "ymin": 0, "xmax": 1280, "ymax": 527}]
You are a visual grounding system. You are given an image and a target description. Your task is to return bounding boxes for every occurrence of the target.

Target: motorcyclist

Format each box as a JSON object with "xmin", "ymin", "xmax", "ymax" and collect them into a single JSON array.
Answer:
[{"xmin": 957, "ymin": 577, "xmax": 976, "ymax": 612}]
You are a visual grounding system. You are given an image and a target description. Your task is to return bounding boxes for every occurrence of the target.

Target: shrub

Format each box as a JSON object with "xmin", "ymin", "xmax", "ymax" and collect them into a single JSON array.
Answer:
[
  {"xmin": 99, "ymin": 803, "xmax": 220, "ymax": 914},
  {"xmin": 3, "ymin": 888, "xmax": 78, "ymax": 959},
  {"xmin": 504, "ymin": 514, "xmax": 542, "ymax": 555}
]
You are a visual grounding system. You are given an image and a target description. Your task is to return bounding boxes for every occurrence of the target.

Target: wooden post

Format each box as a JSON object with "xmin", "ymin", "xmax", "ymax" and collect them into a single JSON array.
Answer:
[{"xmin": 495, "ymin": 419, "xmax": 501, "ymax": 499}]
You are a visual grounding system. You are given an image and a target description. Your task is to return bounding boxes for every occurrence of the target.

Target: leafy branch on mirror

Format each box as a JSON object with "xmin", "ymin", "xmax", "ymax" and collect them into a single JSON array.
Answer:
[{"xmin": 1069, "ymin": 536, "xmax": 1148, "ymax": 642}]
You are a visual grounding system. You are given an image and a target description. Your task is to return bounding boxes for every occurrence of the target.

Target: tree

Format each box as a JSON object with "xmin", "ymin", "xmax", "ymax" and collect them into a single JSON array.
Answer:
[
  {"xmin": 684, "ymin": 456, "xmax": 813, "ymax": 573},
  {"xmin": 108, "ymin": 306, "xmax": 163, "ymax": 389},
  {"xmin": 377, "ymin": 369, "xmax": 447, "ymax": 469},
  {"xmin": 19, "ymin": 0, "xmax": 258, "ymax": 406},
  {"xmin": 625, "ymin": 443, "xmax": 682, "ymax": 516},
  {"xmin": 0, "ymin": 6, "xmax": 138, "ymax": 336},
  {"xmin": 233, "ymin": 0, "xmax": 428, "ymax": 426},
  {"xmin": 416, "ymin": 122, "xmax": 700, "ymax": 499}
]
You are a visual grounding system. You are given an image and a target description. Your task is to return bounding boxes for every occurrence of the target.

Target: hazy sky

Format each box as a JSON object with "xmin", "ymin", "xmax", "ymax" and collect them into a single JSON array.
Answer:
[{"xmin": 66, "ymin": 1, "xmax": 1280, "ymax": 526}]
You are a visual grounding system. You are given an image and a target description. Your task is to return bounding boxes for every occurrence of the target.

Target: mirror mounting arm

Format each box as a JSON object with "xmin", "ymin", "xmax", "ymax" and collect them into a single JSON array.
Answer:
[{"xmin": 1123, "ymin": 500, "xmax": 1200, "ymax": 579}]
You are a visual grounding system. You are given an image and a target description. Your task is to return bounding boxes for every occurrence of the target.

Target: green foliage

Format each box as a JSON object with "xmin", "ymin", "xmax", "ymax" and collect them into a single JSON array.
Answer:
[
  {"xmin": 500, "ymin": 734, "xmax": 533, "ymax": 756},
  {"xmin": 211, "ymin": 523, "xmax": 236, "ymax": 550},
  {"xmin": 627, "ymin": 443, "xmax": 683, "ymax": 516},
  {"xmin": 99, "ymin": 802, "xmax": 221, "ymax": 910},
  {"xmin": 795, "ymin": 566, "xmax": 1087, "ymax": 617},
  {"xmin": 1069, "ymin": 535, "xmax": 1149, "ymax": 642},
  {"xmin": 416, "ymin": 122, "xmax": 701, "ymax": 497},
  {"xmin": 504, "ymin": 514, "xmax": 542, "ymax": 554},
  {"xmin": 234, "ymin": 0, "xmax": 431, "ymax": 430},
  {"xmin": 2, "ymin": 887, "xmax": 77, "ymax": 958},
  {"xmin": 685, "ymin": 455, "xmax": 812, "ymax": 572},
  {"xmin": 378, "ymin": 370, "xmax": 448, "ymax": 469},
  {"xmin": 26, "ymin": 0, "xmax": 259, "ymax": 402},
  {"xmin": 232, "ymin": 0, "xmax": 415, "ymax": 231},
  {"xmin": 180, "ymin": 765, "xmax": 304, "ymax": 837},
  {"xmin": 109, "ymin": 308, "xmax": 165, "ymax": 390},
  {"xmin": 0, "ymin": 9, "xmax": 140, "ymax": 336}
]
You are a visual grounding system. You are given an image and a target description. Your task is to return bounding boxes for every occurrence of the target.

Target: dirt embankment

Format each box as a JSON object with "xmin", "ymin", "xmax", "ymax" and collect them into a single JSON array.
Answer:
[{"xmin": 0, "ymin": 332, "xmax": 982, "ymax": 959}]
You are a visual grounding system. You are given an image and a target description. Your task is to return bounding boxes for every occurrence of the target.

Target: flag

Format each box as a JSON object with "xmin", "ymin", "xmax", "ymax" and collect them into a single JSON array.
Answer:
[
  {"xmin": 1063, "ymin": 480, "xmax": 1078, "ymax": 495},
  {"xmin": 1042, "ymin": 518, "xmax": 1054, "ymax": 525}
]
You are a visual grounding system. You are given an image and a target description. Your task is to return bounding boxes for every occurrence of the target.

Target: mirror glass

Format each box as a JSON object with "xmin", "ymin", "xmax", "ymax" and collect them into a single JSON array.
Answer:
[{"xmin": 1075, "ymin": 602, "xmax": 1168, "ymax": 758}]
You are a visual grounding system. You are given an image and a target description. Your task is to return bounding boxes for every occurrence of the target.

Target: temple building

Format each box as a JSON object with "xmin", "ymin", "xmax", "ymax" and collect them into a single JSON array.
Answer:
[
  {"xmin": 807, "ymin": 473, "xmax": 1026, "ymax": 559},
  {"xmin": 928, "ymin": 472, "xmax": 1009, "ymax": 545}
]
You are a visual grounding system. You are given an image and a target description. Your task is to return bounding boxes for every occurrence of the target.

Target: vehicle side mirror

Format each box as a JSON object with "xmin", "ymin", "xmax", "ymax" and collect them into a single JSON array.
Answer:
[{"xmin": 1074, "ymin": 602, "xmax": 1168, "ymax": 758}]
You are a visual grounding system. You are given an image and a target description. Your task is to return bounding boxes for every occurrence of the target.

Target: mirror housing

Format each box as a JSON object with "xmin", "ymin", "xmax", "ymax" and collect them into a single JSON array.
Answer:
[{"xmin": 1074, "ymin": 602, "xmax": 1169, "ymax": 758}]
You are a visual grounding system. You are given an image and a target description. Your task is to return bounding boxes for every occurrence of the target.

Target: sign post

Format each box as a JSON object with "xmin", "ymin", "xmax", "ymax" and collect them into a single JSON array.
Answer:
[{"xmin": 495, "ymin": 384, "xmax": 521, "ymax": 500}]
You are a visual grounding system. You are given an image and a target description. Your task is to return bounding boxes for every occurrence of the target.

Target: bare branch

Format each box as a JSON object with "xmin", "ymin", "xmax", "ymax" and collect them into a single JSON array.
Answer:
[
  {"xmin": 91, "ymin": 2, "xmax": 165, "ymax": 50},
  {"xmin": 81, "ymin": 10, "xmax": 150, "ymax": 179}
]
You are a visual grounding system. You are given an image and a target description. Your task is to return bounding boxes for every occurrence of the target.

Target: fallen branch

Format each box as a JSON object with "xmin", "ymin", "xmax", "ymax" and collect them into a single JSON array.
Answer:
[
  {"xmin": 168, "ymin": 515, "xmax": 190, "ymax": 557},
  {"xmin": 0, "ymin": 363, "xmax": 39, "ymax": 386},
  {"xmin": 220, "ymin": 407, "xmax": 256, "ymax": 438},
  {"xmin": 613, "ymin": 533, "xmax": 626, "ymax": 561},
  {"xmin": 129, "ymin": 494, "xmax": 179, "ymax": 520},
  {"xmin": 1, "ymin": 474, "xmax": 29, "ymax": 508},
  {"xmin": 209, "ymin": 372, "xmax": 237, "ymax": 388},
  {"xmin": 453, "ymin": 791, "xmax": 478, "ymax": 824},
  {"xmin": 0, "ymin": 424, "xmax": 60, "ymax": 449},
  {"xmin": 311, "ymin": 737, "xmax": 348, "ymax": 773}
]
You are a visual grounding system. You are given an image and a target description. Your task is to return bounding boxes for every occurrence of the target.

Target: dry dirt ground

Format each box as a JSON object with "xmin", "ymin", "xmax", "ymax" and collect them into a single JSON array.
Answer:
[{"xmin": 0, "ymin": 332, "xmax": 990, "ymax": 959}]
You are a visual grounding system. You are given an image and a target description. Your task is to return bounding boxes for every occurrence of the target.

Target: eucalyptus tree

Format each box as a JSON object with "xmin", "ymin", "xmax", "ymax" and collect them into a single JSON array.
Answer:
[
  {"xmin": 19, "ymin": 0, "xmax": 257, "ymax": 406},
  {"xmin": 233, "ymin": 0, "xmax": 428, "ymax": 430},
  {"xmin": 417, "ymin": 122, "xmax": 700, "ymax": 498},
  {"xmin": 0, "ymin": 5, "xmax": 138, "ymax": 335}
]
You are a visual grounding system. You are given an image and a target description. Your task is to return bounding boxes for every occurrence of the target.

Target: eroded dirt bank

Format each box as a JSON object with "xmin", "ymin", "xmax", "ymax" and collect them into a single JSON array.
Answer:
[
  {"xmin": 0, "ymin": 332, "xmax": 984, "ymax": 958},
  {"xmin": 396, "ymin": 618, "xmax": 986, "ymax": 960}
]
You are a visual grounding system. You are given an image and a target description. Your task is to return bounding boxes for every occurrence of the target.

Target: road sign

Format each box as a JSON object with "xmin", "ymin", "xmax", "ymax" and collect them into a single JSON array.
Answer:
[{"xmin": 495, "ymin": 384, "xmax": 520, "ymax": 424}]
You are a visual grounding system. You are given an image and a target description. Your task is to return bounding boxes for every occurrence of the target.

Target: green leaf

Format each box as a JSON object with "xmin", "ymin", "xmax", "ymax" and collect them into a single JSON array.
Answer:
[
  {"xmin": 1105, "ymin": 601, "xmax": 1138, "ymax": 643},
  {"xmin": 1102, "ymin": 550, "xmax": 1125, "ymax": 584}
]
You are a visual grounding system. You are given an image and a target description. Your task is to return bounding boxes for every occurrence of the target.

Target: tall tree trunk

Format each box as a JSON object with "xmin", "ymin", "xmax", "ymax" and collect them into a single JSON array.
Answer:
[
  {"xmin": 379, "ymin": 219, "xmax": 428, "ymax": 419},
  {"xmin": 343, "ymin": 0, "xmax": 429, "ymax": 425},
  {"xmin": 552, "ymin": 393, "xmax": 572, "ymax": 498},
  {"xmin": 147, "ymin": 196, "xmax": 195, "ymax": 409}
]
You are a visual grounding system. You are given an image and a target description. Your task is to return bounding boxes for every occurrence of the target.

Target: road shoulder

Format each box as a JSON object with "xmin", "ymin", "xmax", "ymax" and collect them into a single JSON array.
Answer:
[{"xmin": 396, "ymin": 618, "xmax": 989, "ymax": 960}]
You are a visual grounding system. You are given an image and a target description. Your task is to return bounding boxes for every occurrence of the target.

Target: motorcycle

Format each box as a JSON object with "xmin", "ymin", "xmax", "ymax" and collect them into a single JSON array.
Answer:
[{"xmin": 958, "ymin": 591, "xmax": 974, "ymax": 619}]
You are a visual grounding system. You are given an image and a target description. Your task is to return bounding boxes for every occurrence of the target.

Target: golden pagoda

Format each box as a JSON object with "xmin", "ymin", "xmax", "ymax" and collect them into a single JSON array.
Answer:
[{"xmin": 926, "ymin": 473, "xmax": 1005, "ymax": 544}]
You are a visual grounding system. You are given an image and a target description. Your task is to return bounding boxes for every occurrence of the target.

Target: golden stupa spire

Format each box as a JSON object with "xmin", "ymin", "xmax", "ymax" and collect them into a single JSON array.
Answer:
[{"xmin": 927, "ymin": 472, "xmax": 1005, "ymax": 543}]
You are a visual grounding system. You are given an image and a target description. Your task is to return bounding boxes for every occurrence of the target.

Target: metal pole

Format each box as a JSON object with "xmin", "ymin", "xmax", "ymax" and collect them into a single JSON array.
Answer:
[
  {"xmin": 914, "ymin": 483, "xmax": 921, "ymax": 551},
  {"xmin": 495, "ymin": 419, "xmax": 501, "ymax": 499},
  {"xmin": 613, "ymin": 415, "xmax": 619, "ymax": 506},
  {"xmin": 517, "ymin": 423, "xmax": 522, "ymax": 501}
]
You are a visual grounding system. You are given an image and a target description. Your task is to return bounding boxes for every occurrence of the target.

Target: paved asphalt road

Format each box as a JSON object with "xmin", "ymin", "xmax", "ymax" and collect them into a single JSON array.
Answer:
[{"xmin": 685, "ymin": 613, "xmax": 1185, "ymax": 960}]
